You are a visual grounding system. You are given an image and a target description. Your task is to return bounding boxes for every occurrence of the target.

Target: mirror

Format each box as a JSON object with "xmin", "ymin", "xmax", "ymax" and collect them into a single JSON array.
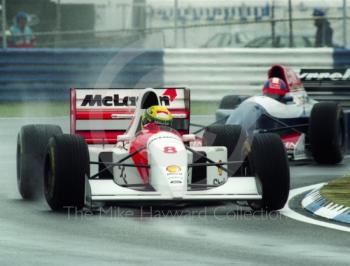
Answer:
[
  {"xmin": 117, "ymin": 134, "xmax": 131, "ymax": 142},
  {"xmin": 182, "ymin": 134, "xmax": 196, "ymax": 142}
]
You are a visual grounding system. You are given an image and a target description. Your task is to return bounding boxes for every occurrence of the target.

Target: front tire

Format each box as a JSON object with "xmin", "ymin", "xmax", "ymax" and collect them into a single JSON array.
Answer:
[
  {"xmin": 309, "ymin": 102, "xmax": 344, "ymax": 164},
  {"xmin": 44, "ymin": 134, "xmax": 89, "ymax": 211},
  {"xmin": 17, "ymin": 124, "xmax": 63, "ymax": 200},
  {"xmin": 249, "ymin": 133, "xmax": 290, "ymax": 211}
]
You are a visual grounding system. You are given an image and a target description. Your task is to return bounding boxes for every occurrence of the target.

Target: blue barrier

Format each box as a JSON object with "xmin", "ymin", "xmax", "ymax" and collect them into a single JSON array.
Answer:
[
  {"xmin": 0, "ymin": 48, "xmax": 164, "ymax": 101},
  {"xmin": 333, "ymin": 48, "xmax": 350, "ymax": 67}
]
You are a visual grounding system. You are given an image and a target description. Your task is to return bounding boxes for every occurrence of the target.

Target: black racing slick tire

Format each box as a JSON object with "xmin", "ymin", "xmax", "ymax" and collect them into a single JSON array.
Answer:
[
  {"xmin": 250, "ymin": 133, "xmax": 290, "ymax": 211},
  {"xmin": 219, "ymin": 95, "xmax": 248, "ymax": 110},
  {"xmin": 203, "ymin": 124, "xmax": 248, "ymax": 175},
  {"xmin": 309, "ymin": 102, "xmax": 344, "ymax": 164},
  {"xmin": 16, "ymin": 124, "xmax": 63, "ymax": 200},
  {"xmin": 44, "ymin": 134, "xmax": 89, "ymax": 211}
]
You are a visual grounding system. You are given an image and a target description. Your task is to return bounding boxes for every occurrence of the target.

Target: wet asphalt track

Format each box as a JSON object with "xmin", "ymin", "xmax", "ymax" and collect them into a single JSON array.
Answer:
[{"xmin": 0, "ymin": 116, "xmax": 350, "ymax": 266}]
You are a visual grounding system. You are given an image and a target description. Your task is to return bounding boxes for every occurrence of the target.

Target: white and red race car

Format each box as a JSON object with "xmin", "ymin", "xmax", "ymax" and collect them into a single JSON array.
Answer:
[
  {"xmin": 216, "ymin": 65, "xmax": 346, "ymax": 164},
  {"xmin": 16, "ymin": 88, "xmax": 289, "ymax": 211}
]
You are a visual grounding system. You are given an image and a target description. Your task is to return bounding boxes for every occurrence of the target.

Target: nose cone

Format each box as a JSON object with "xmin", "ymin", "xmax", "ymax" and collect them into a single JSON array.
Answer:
[
  {"xmin": 164, "ymin": 165, "xmax": 186, "ymax": 199},
  {"xmin": 147, "ymin": 132, "xmax": 188, "ymax": 198}
]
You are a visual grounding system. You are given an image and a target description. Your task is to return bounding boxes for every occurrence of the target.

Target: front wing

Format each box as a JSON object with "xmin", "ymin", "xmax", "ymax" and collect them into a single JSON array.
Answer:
[{"xmin": 85, "ymin": 177, "xmax": 261, "ymax": 205}]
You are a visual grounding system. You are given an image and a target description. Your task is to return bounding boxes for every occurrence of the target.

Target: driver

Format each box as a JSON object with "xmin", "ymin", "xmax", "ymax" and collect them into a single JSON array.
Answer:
[
  {"xmin": 263, "ymin": 77, "xmax": 289, "ymax": 102},
  {"xmin": 141, "ymin": 105, "xmax": 173, "ymax": 130},
  {"xmin": 130, "ymin": 105, "xmax": 172, "ymax": 183}
]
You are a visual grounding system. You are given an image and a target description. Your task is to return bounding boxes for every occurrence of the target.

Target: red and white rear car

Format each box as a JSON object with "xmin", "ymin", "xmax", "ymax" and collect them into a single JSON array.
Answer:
[{"xmin": 71, "ymin": 88, "xmax": 261, "ymax": 206}]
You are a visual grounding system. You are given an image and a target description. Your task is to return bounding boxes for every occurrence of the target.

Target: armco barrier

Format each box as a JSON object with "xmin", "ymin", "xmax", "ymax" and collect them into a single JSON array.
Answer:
[
  {"xmin": 163, "ymin": 48, "xmax": 334, "ymax": 101},
  {"xmin": 0, "ymin": 49, "xmax": 164, "ymax": 101},
  {"xmin": 0, "ymin": 48, "xmax": 334, "ymax": 102}
]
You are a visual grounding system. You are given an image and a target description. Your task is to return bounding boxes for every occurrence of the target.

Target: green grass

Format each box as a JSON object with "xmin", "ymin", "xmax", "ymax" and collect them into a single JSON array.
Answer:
[
  {"xmin": 191, "ymin": 101, "xmax": 219, "ymax": 115},
  {"xmin": 0, "ymin": 101, "xmax": 219, "ymax": 117},
  {"xmin": 0, "ymin": 102, "xmax": 69, "ymax": 117},
  {"xmin": 320, "ymin": 175, "xmax": 350, "ymax": 207}
]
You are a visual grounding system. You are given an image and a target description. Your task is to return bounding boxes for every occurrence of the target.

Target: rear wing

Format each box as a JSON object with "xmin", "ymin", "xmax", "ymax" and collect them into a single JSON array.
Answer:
[
  {"xmin": 300, "ymin": 69, "xmax": 350, "ymax": 107},
  {"xmin": 71, "ymin": 88, "xmax": 190, "ymax": 144}
]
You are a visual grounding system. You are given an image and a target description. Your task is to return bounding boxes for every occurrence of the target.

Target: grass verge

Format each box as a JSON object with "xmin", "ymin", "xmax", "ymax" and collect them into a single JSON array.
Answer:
[
  {"xmin": 0, "ymin": 101, "xmax": 220, "ymax": 117},
  {"xmin": 320, "ymin": 175, "xmax": 350, "ymax": 207},
  {"xmin": 190, "ymin": 101, "xmax": 219, "ymax": 115},
  {"xmin": 0, "ymin": 102, "xmax": 69, "ymax": 117}
]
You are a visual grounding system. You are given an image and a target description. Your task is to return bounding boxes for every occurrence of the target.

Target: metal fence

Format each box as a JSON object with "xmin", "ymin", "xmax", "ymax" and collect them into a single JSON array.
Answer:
[{"xmin": 1, "ymin": 0, "xmax": 350, "ymax": 49}]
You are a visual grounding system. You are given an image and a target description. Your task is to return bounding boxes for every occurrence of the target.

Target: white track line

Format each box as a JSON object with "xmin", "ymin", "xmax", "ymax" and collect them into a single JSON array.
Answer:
[{"xmin": 280, "ymin": 183, "xmax": 350, "ymax": 232}]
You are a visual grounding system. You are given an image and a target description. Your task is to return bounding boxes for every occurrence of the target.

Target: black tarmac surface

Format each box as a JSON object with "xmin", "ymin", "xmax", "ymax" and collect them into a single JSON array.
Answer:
[{"xmin": 0, "ymin": 116, "xmax": 349, "ymax": 266}]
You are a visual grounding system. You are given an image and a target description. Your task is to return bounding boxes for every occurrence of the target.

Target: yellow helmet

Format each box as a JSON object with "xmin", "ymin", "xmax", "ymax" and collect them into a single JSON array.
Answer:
[{"xmin": 141, "ymin": 105, "xmax": 173, "ymax": 127}]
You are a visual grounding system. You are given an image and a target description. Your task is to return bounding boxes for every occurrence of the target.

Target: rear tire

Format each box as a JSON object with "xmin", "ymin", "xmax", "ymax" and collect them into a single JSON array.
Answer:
[
  {"xmin": 249, "ymin": 133, "xmax": 290, "ymax": 211},
  {"xmin": 16, "ymin": 124, "xmax": 63, "ymax": 200},
  {"xmin": 44, "ymin": 134, "xmax": 89, "ymax": 211},
  {"xmin": 219, "ymin": 95, "xmax": 248, "ymax": 109},
  {"xmin": 309, "ymin": 102, "xmax": 344, "ymax": 164},
  {"xmin": 203, "ymin": 124, "xmax": 248, "ymax": 175}
]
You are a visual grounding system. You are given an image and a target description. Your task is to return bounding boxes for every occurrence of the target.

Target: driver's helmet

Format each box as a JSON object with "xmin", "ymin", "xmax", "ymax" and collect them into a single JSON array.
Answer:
[
  {"xmin": 16, "ymin": 11, "xmax": 28, "ymax": 22},
  {"xmin": 141, "ymin": 105, "xmax": 173, "ymax": 128},
  {"xmin": 263, "ymin": 77, "xmax": 288, "ymax": 99},
  {"xmin": 313, "ymin": 8, "xmax": 325, "ymax": 17}
]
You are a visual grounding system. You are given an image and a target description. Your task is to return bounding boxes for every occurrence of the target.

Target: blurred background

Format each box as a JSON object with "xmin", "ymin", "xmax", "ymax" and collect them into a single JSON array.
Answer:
[
  {"xmin": 1, "ymin": 0, "xmax": 349, "ymax": 49},
  {"xmin": 1, "ymin": 0, "xmax": 349, "ymax": 117}
]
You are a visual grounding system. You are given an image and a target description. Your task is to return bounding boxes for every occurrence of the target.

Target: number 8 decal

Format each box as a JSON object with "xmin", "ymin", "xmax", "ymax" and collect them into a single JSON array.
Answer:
[{"xmin": 163, "ymin": 146, "xmax": 177, "ymax": 154}]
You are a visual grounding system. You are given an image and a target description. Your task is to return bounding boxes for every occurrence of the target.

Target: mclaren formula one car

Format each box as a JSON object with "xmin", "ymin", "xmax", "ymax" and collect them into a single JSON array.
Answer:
[
  {"xmin": 216, "ymin": 64, "xmax": 346, "ymax": 164},
  {"xmin": 17, "ymin": 88, "xmax": 289, "ymax": 211}
]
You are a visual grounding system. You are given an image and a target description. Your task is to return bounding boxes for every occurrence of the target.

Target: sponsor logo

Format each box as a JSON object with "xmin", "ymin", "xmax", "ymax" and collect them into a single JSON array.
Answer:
[
  {"xmin": 163, "ymin": 146, "xmax": 177, "ymax": 154},
  {"xmin": 284, "ymin": 142, "xmax": 296, "ymax": 150},
  {"xmin": 118, "ymin": 166, "xmax": 127, "ymax": 184},
  {"xmin": 213, "ymin": 178, "xmax": 225, "ymax": 185},
  {"xmin": 170, "ymin": 180, "xmax": 183, "ymax": 184},
  {"xmin": 166, "ymin": 165, "xmax": 181, "ymax": 173},
  {"xmin": 81, "ymin": 94, "xmax": 171, "ymax": 107},
  {"xmin": 148, "ymin": 136, "xmax": 180, "ymax": 147},
  {"xmin": 217, "ymin": 160, "xmax": 223, "ymax": 176},
  {"xmin": 299, "ymin": 69, "xmax": 350, "ymax": 81},
  {"xmin": 294, "ymin": 146, "xmax": 305, "ymax": 157},
  {"xmin": 149, "ymin": 5, "xmax": 270, "ymax": 23}
]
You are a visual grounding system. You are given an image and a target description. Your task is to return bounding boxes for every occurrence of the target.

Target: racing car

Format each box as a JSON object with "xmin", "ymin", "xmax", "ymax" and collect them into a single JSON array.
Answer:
[
  {"xmin": 216, "ymin": 64, "xmax": 345, "ymax": 164},
  {"xmin": 16, "ymin": 88, "xmax": 289, "ymax": 211}
]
